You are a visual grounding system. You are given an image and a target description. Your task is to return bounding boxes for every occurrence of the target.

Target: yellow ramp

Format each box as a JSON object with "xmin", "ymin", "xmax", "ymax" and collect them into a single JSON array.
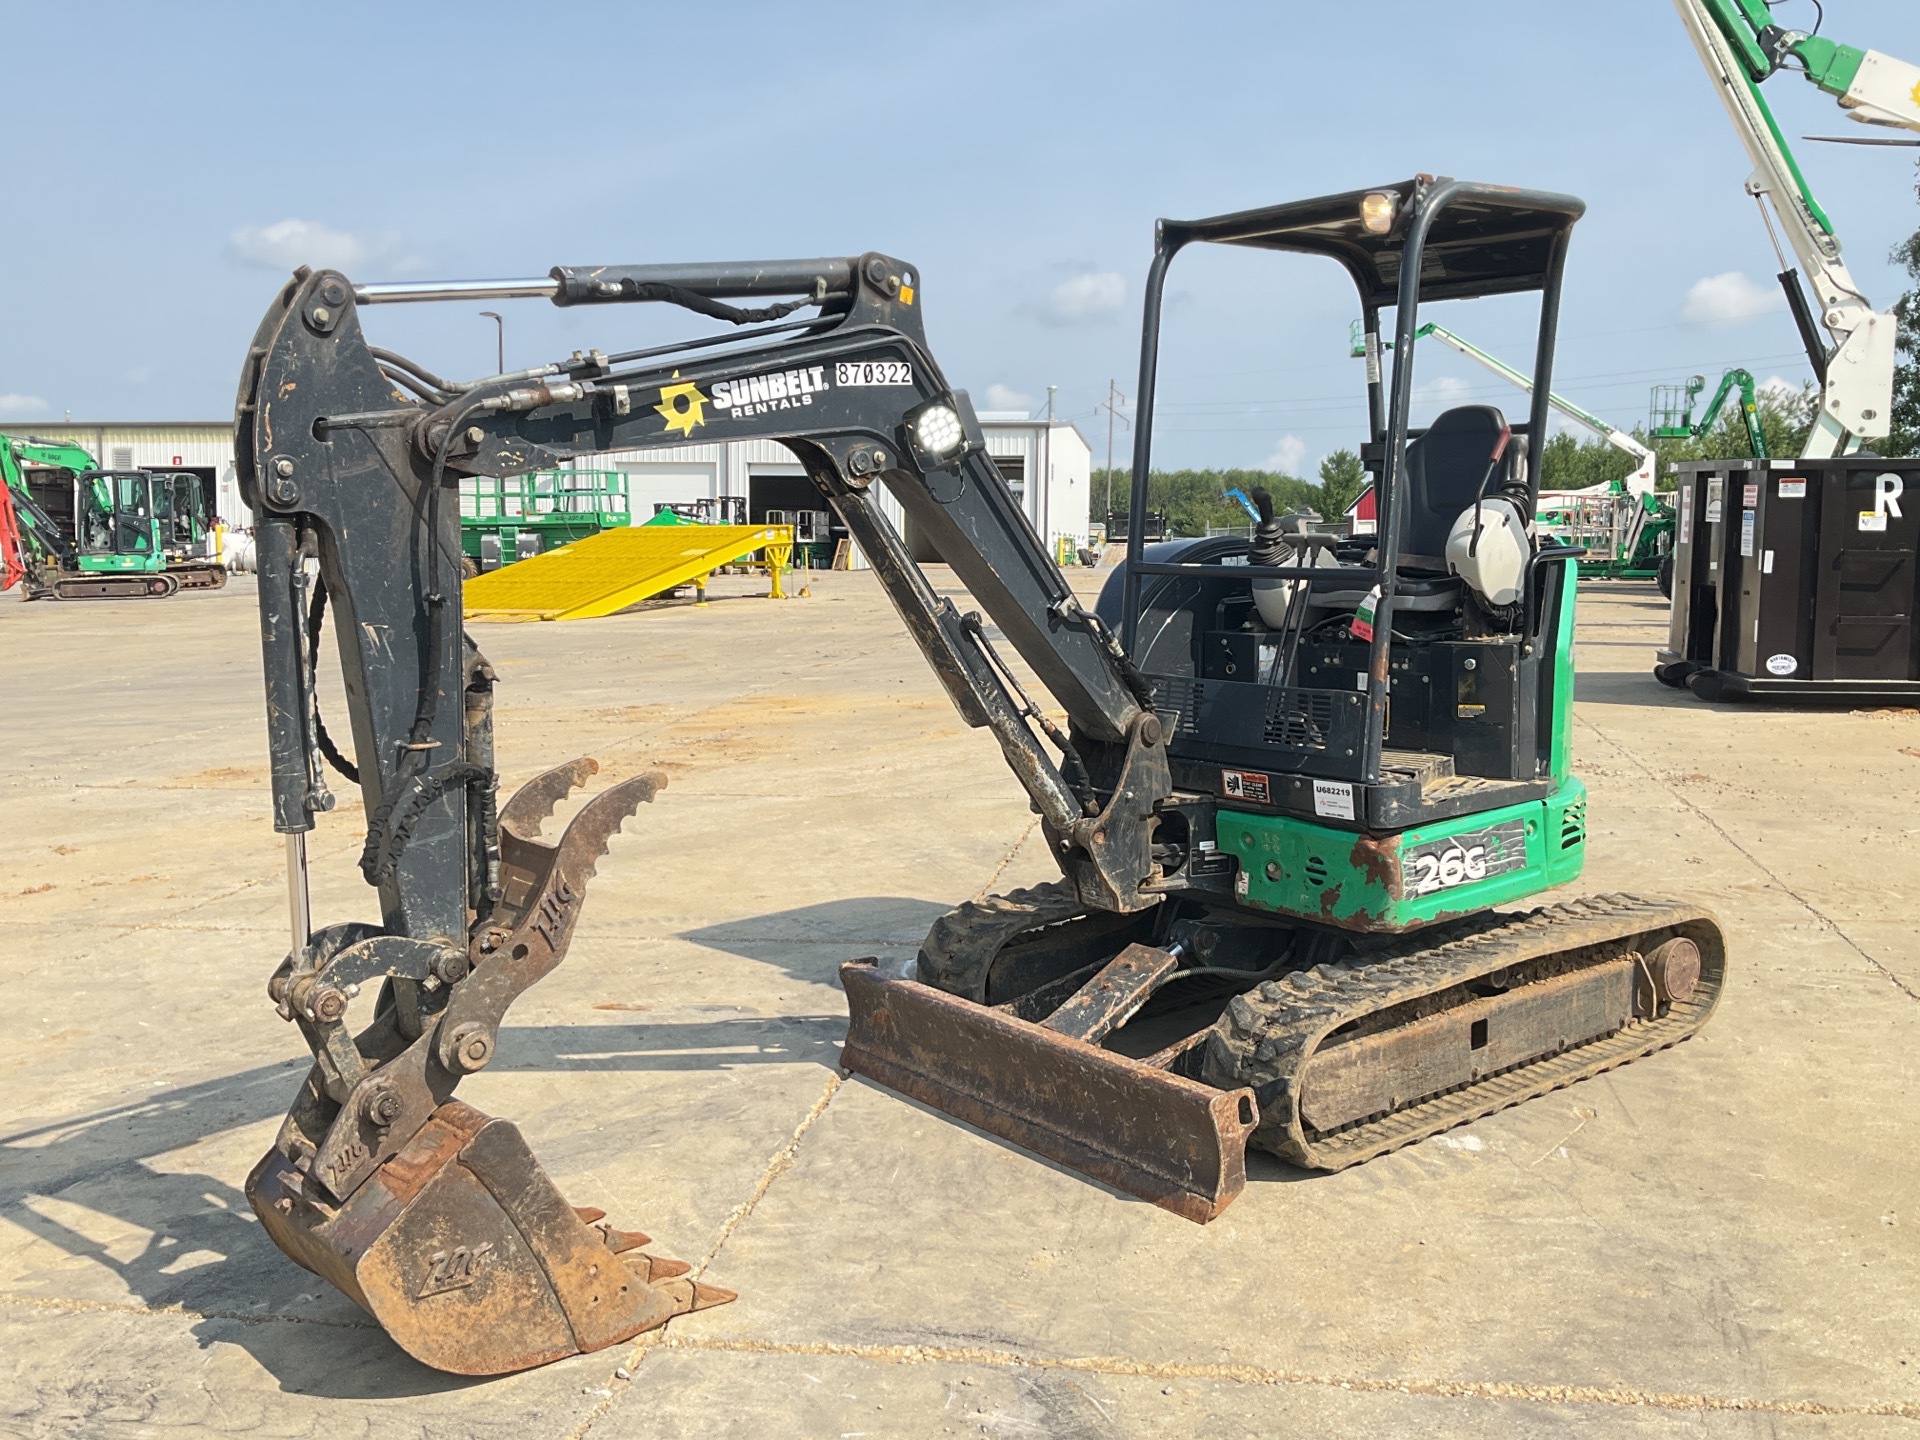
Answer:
[{"xmin": 465, "ymin": 524, "xmax": 792, "ymax": 621}]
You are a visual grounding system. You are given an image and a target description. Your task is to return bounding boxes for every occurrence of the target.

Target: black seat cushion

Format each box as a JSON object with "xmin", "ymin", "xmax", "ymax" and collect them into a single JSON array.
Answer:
[{"xmin": 1400, "ymin": 405, "xmax": 1509, "ymax": 568}]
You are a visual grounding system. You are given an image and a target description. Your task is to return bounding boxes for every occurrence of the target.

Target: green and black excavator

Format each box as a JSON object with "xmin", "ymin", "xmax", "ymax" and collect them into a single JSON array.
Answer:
[
  {"xmin": 236, "ymin": 174, "xmax": 1726, "ymax": 1376},
  {"xmin": 1, "ymin": 433, "xmax": 227, "ymax": 600}
]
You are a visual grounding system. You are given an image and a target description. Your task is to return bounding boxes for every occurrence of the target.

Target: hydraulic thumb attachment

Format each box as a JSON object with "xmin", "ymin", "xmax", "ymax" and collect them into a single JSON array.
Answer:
[{"xmin": 248, "ymin": 762, "xmax": 732, "ymax": 1375}]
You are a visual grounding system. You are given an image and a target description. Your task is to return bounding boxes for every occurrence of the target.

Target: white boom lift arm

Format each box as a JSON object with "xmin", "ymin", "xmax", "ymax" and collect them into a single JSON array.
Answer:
[
  {"xmin": 1673, "ymin": 0, "xmax": 1920, "ymax": 457},
  {"xmin": 1416, "ymin": 323, "xmax": 1659, "ymax": 497}
]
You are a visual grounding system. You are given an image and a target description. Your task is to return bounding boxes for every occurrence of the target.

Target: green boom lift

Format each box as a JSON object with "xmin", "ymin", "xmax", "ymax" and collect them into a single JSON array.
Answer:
[{"xmin": 1650, "ymin": 370, "xmax": 1770, "ymax": 458}]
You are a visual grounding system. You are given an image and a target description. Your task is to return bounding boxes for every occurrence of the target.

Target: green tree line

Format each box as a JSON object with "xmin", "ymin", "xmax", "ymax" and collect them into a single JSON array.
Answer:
[{"xmin": 1095, "ymin": 450, "xmax": 1368, "ymax": 537}]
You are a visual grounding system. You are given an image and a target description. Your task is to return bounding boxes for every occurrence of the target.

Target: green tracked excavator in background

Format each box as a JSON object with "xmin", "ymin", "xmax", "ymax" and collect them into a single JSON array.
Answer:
[
  {"xmin": 1, "ymin": 433, "xmax": 226, "ymax": 600},
  {"xmin": 237, "ymin": 173, "xmax": 1725, "ymax": 1375}
]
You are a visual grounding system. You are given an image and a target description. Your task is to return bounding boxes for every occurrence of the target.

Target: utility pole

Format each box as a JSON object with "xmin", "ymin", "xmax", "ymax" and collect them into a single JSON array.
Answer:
[
  {"xmin": 1097, "ymin": 380, "xmax": 1129, "ymax": 530},
  {"xmin": 480, "ymin": 311, "xmax": 505, "ymax": 374}
]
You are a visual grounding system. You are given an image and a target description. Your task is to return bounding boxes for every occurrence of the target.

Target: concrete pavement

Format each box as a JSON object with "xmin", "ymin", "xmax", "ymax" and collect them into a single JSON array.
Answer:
[{"xmin": 0, "ymin": 571, "xmax": 1915, "ymax": 1438}]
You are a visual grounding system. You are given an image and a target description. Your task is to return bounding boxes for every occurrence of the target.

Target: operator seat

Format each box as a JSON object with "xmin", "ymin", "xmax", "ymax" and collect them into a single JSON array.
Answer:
[
  {"xmin": 1399, "ymin": 404, "xmax": 1512, "ymax": 571},
  {"xmin": 1292, "ymin": 404, "xmax": 1518, "ymax": 615}
]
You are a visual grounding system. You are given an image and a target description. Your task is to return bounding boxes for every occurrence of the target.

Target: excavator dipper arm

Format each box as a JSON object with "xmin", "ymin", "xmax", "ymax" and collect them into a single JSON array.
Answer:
[{"xmin": 234, "ymin": 255, "xmax": 1172, "ymax": 1372}]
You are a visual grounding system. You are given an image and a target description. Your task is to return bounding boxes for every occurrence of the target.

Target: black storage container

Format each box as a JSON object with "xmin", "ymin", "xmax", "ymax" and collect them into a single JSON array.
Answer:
[{"xmin": 1656, "ymin": 457, "xmax": 1920, "ymax": 702}]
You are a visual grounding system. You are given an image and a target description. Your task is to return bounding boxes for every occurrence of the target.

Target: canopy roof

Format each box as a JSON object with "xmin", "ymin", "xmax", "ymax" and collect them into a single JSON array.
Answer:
[{"xmin": 1158, "ymin": 178, "xmax": 1585, "ymax": 306}]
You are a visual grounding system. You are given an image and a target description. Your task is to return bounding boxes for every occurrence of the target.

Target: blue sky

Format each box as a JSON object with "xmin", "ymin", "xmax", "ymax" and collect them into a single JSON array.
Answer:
[{"xmin": 2, "ymin": 0, "xmax": 1916, "ymax": 473}]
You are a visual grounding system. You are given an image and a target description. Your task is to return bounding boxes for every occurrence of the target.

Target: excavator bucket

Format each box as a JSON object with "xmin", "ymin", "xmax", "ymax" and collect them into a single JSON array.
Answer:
[
  {"xmin": 244, "ymin": 760, "xmax": 732, "ymax": 1374},
  {"xmin": 248, "ymin": 1101, "xmax": 732, "ymax": 1375},
  {"xmin": 840, "ymin": 958, "xmax": 1258, "ymax": 1222}
]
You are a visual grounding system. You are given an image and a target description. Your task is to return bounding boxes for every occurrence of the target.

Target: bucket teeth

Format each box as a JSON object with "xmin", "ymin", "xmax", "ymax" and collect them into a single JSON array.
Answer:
[
  {"xmin": 653, "ymin": 1277, "xmax": 738, "ymax": 1316},
  {"xmin": 572, "ymin": 1206, "xmax": 608, "ymax": 1224},
  {"xmin": 628, "ymin": 1253, "xmax": 692, "ymax": 1283},
  {"xmin": 598, "ymin": 1224, "xmax": 653, "ymax": 1253},
  {"xmin": 247, "ymin": 1102, "xmax": 736, "ymax": 1375}
]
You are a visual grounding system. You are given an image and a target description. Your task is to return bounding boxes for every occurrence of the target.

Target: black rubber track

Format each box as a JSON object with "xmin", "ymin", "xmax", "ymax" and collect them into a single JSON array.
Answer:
[
  {"xmin": 1200, "ymin": 893, "xmax": 1726, "ymax": 1170},
  {"xmin": 915, "ymin": 881, "xmax": 1097, "ymax": 1002}
]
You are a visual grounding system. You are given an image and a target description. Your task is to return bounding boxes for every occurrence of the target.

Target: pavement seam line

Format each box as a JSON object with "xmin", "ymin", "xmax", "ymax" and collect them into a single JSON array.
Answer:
[
  {"xmin": 691, "ymin": 1070, "xmax": 845, "ymax": 1279},
  {"xmin": 570, "ymin": 1071, "xmax": 848, "ymax": 1440},
  {"xmin": 973, "ymin": 815, "xmax": 1042, "ymax": 902},
  {"xmin": 659, "ymin": 1335, "xmax": 1920, "ymax": 1420},
  {"xmin": 1576, "ymin": 712, "xmax": 1920, "ymax": 1004}
]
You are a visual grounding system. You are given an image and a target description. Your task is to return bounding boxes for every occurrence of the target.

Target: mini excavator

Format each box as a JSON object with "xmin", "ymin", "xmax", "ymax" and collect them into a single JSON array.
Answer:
[{"xmin": 237, "ymin": 176, "xmax": 1725, "ymax": 1376}]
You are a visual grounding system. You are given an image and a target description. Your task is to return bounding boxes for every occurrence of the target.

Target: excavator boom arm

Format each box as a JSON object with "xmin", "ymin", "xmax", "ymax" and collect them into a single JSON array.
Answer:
[{"xmin": 231, "ymin": 257, "xmax": 1179, "ymax": 1371}]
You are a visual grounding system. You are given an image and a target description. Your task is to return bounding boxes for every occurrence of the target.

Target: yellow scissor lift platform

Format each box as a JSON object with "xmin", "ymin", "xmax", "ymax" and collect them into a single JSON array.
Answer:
[{"xmin": 464, "ymin": 523, "xmax": 793, "ymax": 622}]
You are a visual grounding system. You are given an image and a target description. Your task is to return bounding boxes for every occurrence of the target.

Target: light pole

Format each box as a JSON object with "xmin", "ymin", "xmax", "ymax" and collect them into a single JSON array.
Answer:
[
  {"xmin": 1098, "ymin": 380, "xmax": 1129, "ymax": 532},
  {"xmin": 479, "ymin": 311, "xmax": 504, "ymax": 374}
]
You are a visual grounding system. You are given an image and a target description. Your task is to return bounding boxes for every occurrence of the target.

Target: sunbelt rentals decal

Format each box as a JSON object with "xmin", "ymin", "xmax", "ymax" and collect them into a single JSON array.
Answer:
[{"xmin": 712, "ymin": 366, "xmax": 830, "ymax": 418}]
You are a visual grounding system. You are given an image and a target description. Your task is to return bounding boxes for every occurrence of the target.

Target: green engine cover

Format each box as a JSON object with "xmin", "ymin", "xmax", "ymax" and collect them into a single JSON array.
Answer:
[{"xmin": 1217, "ymin": 779, "xmax": 1588, "ymax": 933}]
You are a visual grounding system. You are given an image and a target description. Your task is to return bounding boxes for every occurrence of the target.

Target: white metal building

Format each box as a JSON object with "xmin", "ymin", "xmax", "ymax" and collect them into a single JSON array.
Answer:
[
  {"xmin": 556, "ymin": 413, "xmax": 1093, "ymax": 567},
  {"xmin": 0, "ymin": 414, "xmax": 1094, "ymax": 566},
  {"xmin": 0, "ymin": 420, "xmax": 243, "ymax": 529}
]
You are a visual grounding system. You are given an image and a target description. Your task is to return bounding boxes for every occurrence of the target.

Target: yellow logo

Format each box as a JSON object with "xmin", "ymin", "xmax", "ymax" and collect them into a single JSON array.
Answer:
[{"xmin": 654, "ymin": 375, "xmax": 709, "ymax": 438}]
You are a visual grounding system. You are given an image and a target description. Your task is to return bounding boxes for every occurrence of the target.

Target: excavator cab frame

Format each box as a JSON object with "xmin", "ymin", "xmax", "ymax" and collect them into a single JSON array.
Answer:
[{"xmin": 1110, "ymin": 179, "xmax": 1593, "ymax": 913}]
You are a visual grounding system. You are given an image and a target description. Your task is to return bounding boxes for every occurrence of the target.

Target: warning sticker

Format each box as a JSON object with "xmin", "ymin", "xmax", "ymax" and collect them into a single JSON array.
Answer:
[
  {"xmin": 1349, "ymin": 585, "xmax": 1382, "ymax": 644},
  {"xmin": 1860, "ymin": 511, "xmax": 1888, "ymax": 533},
  {"xmin": 1221, "ymin": 769, "xmax": 1272, "ymax": 805},
  {"xmin": 1778, "ymin": 479, "xmax": 1806, "ymax": 499},
  {"xmin": 1311, "ymin": 780, "xmax": 1356, "ymax": 821},
  {"xmin": 1743, "ymin": 483, "xmax": 1760, "ymax": 508},
  {"xmin": 1740, "ymin": 509, "xmax": 1756, "ymax": 557}
]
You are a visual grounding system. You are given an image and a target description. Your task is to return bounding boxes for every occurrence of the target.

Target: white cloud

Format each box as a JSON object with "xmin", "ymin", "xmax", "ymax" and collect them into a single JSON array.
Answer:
[
  {"xmin": 1265, "ymin": 434, "xmax": 1308, "ymax": 474},
  {"xmin": 228, "ymin": 218, "xmax": 426, "ymax": 275},
  {"xmin": 1033, "ymin": 269, "xmax": 1126, "ymax": 326},
  {"xmin": 1413, "ymin": 375, "xmax": 1474, "ymax": 408},
  {"xmin": 1681, "ymin": 271, "xmax": 1783, "ymax": 325},
  {"xmin": 1757, "ymin": 374, "xmax": 1806, "ymax": 403},
  {"xmin": 984, "ymin": 384, "xmax": 1032, "ymax": 414},
  {"xmin": 0, "ymin": 393, "xmax": 49, "ymax": 416}
]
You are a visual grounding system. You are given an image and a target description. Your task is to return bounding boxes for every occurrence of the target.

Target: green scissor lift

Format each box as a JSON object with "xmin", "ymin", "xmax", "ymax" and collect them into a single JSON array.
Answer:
[{"xmin": 459, "ymin": 469, "xmax": 631, "ymax": 572}]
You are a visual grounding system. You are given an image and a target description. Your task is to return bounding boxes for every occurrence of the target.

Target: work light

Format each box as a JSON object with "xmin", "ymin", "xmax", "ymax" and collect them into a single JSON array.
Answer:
[
  {"xmin": 912, "ymin": 403, "xmax": 965, "ymax": 459},
  {"xmin": 1360, "ymin": 191, "xmax": 1399, "ymax": 235}
]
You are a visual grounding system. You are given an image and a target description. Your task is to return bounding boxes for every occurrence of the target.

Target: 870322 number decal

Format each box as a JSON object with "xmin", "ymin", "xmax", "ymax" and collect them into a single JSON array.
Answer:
[
  {"xmin": 1402, "ymin": 818, "xmax": 1529, "ymax": 897},
  {"xmin": 836, "ymin": 361, "xmax": 912, "ymax": 386}
]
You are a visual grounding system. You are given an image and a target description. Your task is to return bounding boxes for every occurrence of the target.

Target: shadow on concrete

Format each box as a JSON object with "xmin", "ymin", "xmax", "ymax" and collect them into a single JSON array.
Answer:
[
  {"xmin": 0, "ymin": 1010, "xmax": 850, "ymax": 1395},
  {"xmin": 1573, "ymin": 670, "xmax": 1695, "ymax": 709},
  {"xmin": 680, "ymin": 896, "xmax": 950, "ymax": 972}
]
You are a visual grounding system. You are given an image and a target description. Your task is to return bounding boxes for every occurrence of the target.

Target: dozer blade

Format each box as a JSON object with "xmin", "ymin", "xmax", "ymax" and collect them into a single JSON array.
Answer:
[
  {"xmin": 840, "ymin": 960, "xmax": 1257, "ymax": 1223},
  {"xmin": 247, "ymin": 1100, "xmax": 733, "ymax": 1376}
]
